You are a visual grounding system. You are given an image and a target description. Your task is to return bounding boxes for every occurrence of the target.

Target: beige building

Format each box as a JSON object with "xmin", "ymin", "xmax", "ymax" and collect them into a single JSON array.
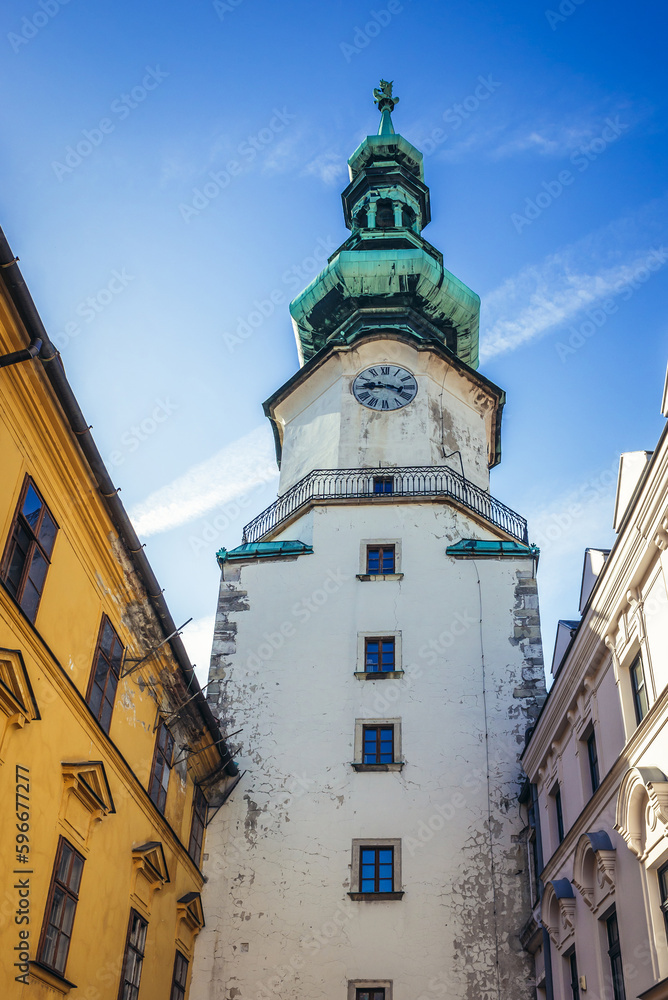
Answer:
[{"xmin": 522, "ymin": 370, "xmax": 668, "ymax": 999}]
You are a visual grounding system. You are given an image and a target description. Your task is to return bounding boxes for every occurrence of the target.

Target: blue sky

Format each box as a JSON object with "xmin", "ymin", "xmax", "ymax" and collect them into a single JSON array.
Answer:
[{"xmin": 2, "ymin": 0, "xmax": 667, "ymax": 679}]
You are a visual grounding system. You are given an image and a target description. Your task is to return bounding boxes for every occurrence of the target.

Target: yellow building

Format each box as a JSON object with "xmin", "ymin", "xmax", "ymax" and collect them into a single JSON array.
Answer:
[{"xmin": 0, "ymin": 227, "xmax": 239, "ymax": 998}]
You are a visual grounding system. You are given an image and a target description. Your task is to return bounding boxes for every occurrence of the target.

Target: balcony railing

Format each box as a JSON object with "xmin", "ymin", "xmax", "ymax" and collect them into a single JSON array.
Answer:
[{"xmin": 241, "ymin": 466, "xmax": 528, "ymax": 544}]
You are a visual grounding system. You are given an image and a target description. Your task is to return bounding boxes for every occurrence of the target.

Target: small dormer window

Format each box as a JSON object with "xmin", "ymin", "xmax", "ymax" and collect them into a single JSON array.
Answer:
[{"xmin": 375, "ymin": 199, "xmax": 394, "ymax": 228}]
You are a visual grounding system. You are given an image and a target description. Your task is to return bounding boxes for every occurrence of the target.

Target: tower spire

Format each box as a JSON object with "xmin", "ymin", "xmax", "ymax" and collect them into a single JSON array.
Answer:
[{"xmin": 373, "ymin": 79, "xmax": 399, "ymax": 135}]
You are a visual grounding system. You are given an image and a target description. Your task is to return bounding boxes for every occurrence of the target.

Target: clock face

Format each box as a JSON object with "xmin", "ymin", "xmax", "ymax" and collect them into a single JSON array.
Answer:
[{"xmin": 352, "ymin": 365, "xmax": 418, "ymax": 410}]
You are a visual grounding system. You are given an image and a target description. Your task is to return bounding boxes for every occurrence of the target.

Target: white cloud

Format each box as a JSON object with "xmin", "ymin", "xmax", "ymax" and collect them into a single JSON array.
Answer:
[
  {"xmin": 302, "ymin": 151, "xmax": 347, "ymax": 186},
  {"xmin": 128, "ymin": 425, "xmax": 278, "ymax": 538},
  {"xmin": 480, "ymin": 196, "xmax": 668, "ymax": 360}
]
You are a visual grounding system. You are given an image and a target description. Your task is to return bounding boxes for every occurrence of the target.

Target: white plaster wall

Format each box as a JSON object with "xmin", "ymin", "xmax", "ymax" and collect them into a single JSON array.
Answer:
[
  {"xmin": 193, "ymin": 501, "xmax": 545, "ymax": 1000},
  {"xmin": 274, "ymin": 339, "xmax": 496, "ymax": 494}
]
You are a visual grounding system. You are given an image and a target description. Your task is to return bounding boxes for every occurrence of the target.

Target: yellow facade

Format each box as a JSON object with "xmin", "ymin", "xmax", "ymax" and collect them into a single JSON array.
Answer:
[{"xmin": 0, "ymin": 240, "xmax": 238, "ymax": 997}]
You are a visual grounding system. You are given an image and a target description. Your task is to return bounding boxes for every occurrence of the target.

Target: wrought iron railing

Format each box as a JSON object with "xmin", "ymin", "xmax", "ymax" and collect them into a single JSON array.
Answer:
[{"xmin": 241, "ymin": 466, "xmax": 528, "ymax": 544}]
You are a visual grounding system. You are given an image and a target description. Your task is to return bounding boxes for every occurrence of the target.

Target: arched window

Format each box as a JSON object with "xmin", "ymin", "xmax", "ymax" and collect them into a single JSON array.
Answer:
[
  {"xmin": 401, "ymin": 205, "xmax": 416, "ymax": 229},
  {"xmin": 375, "ymin": 200, "xmax": 394, "ymax": 228},
  {"xmin": 355, "ymin": 208, "xmax": 368, "ymax": 229}
]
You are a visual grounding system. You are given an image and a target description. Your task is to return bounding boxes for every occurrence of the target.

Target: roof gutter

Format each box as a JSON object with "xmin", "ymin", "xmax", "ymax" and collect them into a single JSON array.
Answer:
[{"xmin": 0, "ymin": 228, "xmax": 237, "ymax": 778}]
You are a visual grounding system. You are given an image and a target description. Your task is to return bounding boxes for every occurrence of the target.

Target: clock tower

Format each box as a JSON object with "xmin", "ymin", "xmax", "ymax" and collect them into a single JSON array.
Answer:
[{"xmin": 192, "ymin": 83, "xmax": 547, "ymax": 1000}]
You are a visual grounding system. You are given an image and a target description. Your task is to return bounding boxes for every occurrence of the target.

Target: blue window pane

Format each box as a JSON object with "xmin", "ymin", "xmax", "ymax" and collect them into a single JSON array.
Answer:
[
  {"xmin": 380, "ymin": 729, "xmax": 393, "ymax": 740},
  {"xmin": 22, "ymin": 484, "xmax": 42, "ymax": 525},
  {"xmin": 381, "ymin": 551, "xmax": 395, "ymax": 572},
  {"xmin": 379, "ymin": 850, "xmax": 393, "ymax": 864},
  {"xmin": 361, "ymin": 879, "xmax": 374, "ymax": 892},
  {"xmin": 361, "ymin": 849, "xmax": 375, "ymax": 863},
  {"xmin": 379, "ymin": 752, "xmax": 392, "ymax": 763},
  {"xmin": 362, "ymin": 866, "xmax": 375, "ymax": 880},
  {"xmin": 367, "ymin": 550, "xmax": 380, "ymax": 573},
  {"xmin": 379, "ymin": 879, "xmax": 393, "ymax": 892}
]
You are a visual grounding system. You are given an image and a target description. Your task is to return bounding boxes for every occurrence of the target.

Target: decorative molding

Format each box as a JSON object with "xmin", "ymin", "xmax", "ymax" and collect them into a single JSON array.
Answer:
[
  {"xmin": 131, "ymin": 842, "xmax": 170, "ymax": 916},
  {"xmin": 572, "ymin": 831, "xmax": 616, "ymax": 913},
  {"xmin": 0, "ymin": 647, "xmax": 39, "ymax": 762},
  {"xmin": 542, "ymin": 879, "xmax": 576, "ymax": 950},
  {"xmin": 615, "ymin": 766, "xmax": 668, "ymax": 860},
  {"xmin": 59, "ymin": 761, "xmax": 114, "ymax": 848},
  {"xmin": 176, "ymin": 891, "xmax": 205, "ymax": 957}
]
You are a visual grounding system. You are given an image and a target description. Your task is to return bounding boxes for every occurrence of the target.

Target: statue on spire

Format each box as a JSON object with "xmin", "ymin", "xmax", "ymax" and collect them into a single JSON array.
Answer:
[{"xmin": 373, "ymin": 80, "xmax": 400, "ymax": 113}]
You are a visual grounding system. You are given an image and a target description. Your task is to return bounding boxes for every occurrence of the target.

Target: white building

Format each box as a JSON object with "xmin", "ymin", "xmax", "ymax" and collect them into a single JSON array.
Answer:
[
  {"xmin": 521, "ymin": 373, "xmax": 668, "ymax": 999},
  {"xmin": 191, "ymin": 83, "xmax": 547, "ymax": 1000}
]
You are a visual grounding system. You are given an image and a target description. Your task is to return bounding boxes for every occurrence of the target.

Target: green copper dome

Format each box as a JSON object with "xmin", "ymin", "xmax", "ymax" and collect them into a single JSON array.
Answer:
[{"xmin": 289, "ymin": 81, "xmax": 480, "ymax": 369}]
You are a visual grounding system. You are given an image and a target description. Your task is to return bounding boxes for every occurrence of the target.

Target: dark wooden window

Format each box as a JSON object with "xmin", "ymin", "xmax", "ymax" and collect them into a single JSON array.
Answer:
[
  {"xmin": 356, "ymin": 990, "xmax": 385, "ymax": 1000},
  {"xmin": 170, "ymin": 951, "xmax": 189, "ymax": 1000},
  {"xmin": 606, "ymin": 910, "xmax": 626, "ymax": 1000},
  {"xmin": 630, "ymin": 654, "xmax": 649, "ymax": 724},
  {"xmin": 587, "ymin": 731, "xmax": 600, "ymax": 793},
  {"xmin": 568, "ymin": 950, "xmax": 580, "ymax": 1000},
  {"xmin": 554, "ymin": 787, "xmax": 564, "ymax": 843},
  {"xmin": 188, "ymin": 786, "xmax": 208, "ymax": 867},
  {"xmin": 86, "ymin": 615, "xmax": 124, "ymax": 734},
  {"xmin": 360, "ymin": 846, "xmax": 394, "ymax": 893},
  {"xmin": 37, "ymin": 837, "xmax": 84, "ymax": 976},
  {"xmin": 149, "ymin": 721, "xmax": 174, "ymax": 814},
  {"xmin": 373, "ymin": 477, "xmax": 394, "ymax": 494},
  {"xmin": 658, "ymin": 863, "xmax": 668, "ymax": 941},
  {"xmin": 119, "ymin": 909, "xmax": 148, "ymax": 1000},
  {"xmin": 363, "ymin": 725, "xmax": 394, "ymax": 764},
  {"xmin": 365, "ymin": 637, "xmax": 395, "ymax": 673},
  {"xmin": 366, "ymin": 545, "xmax": 395, "ymax": 574},
  {"xmin": 1, "ymin": 477, "xmax": 58, "ymax": 621}
]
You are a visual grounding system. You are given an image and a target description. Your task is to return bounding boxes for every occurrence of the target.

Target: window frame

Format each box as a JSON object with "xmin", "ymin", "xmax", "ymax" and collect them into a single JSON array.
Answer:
[
  {"xmin": 170, "ymin": 950, "xmax": 189, "ymax": 1000},
  {"xmin": 355, "ymin": 632, "xmax": 402, "ymax": 679},
  {"xmin": 364, "ymin": 636, "xmax": 395, "ymax": 673},
  {"xmin": 567, "ymin": 949, "xmax": 580, "ymax": 1000},
  {"xmin": 85, "ymin": 614, "xmax": 124, "ymax": 734},
  {"xmin": 37, "ymin": 836, "xmax": 85, "ymax": 978},
  {"xmin": 362, "ymin": 724, "xmax": 395, "ymax": 765},
  {"xmin": 349, "ymin": 838, "xmax": 403, "ymax": 900},
  {"xmin": 587, "ymin": 730, "xmax": 600, "ymax": 793},
  {"xmin": 358, "ymin": 538, "xmax": 402, "ymax": 581},
  {"xmin": 118, "ymin": 908, "xmax": 148, "ymax": 1000},
  {"xmin": 552, "ymin": 785, "xmax": 565, "ymax": 844},
  {"xmin": 188, "ymin": 785, "xmax": 208, "ymax": 867},
  {"xmin": 0, "ymin": 475, "xmax": 58, "ymax": 622},
  {"xmin": 352, "ymin": 718, "xmax": 402, "ymax": 771},
  {"xmin": 606, "ymin": 910, "xmax": 626, "ymax": 1000},
  {"xmin": 367, "ymin": 544, "xmax": 395, "ymax": 575},
  {"xmin": 348, "ymin": 981, "xmax": 392, "ymax": 1000},
  {"xmin": 659, "ymin": 863, "xmax": 668, "ymax": 943},
  {"xmin": 148, "ymin": 720, "xmax": 175, "ymax": 814},
  {"xmin": 630, "ymin": 653, "xmax": 650, "ymax": 725}
]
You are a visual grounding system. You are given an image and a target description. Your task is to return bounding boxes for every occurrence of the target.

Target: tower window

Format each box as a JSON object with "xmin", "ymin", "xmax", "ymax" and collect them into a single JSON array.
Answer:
[
  {"xmin": 363, "ymin": 725, "xmax": 394, "ymax": 763},
  {"xmin": 630, "ymin": 653, "xmax": 649, "ymax": 724},
  {"xmin": 365, "ymin": 637, "xmax": 395, "ymax": 672},
  {"xmin": 401, "ymin": 205, "xmax": 416, "ymax": 228},
  {"xmin": 367, "ymin": 545, "xmax": 395, "ymax": 574},
  {"xmin": 1, "ymin": 476, "xmax": 58, "ymax": 622},
  {"xmin": 355, "ymin": 208, "xmax": 368, "ymax": 229},
  {"xmin": 361, "ymin": 846, "xmax": 394, "ymax": 892},
  {"xmin": 375, "ymin": 199, "xmax": 394, "ymax": 228},
  {"xmin": 350, "ymin": 839, "xmax": 403, "ymax": 899},
  {"xmin": 357, "ymin": 991, "xmax": 385, "ymax": 1000}
]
